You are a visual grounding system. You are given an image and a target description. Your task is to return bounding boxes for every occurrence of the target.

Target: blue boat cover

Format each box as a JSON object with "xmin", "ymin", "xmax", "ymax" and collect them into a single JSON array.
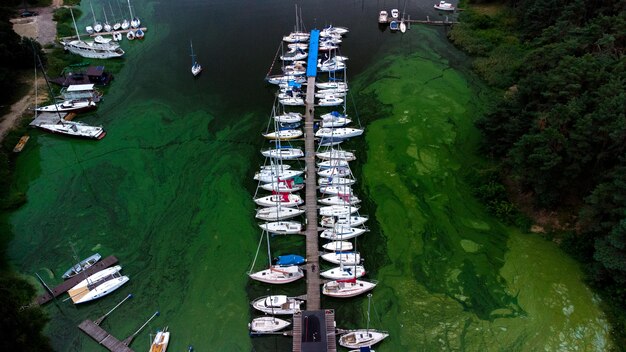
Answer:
[
  {"xmin": 275, "ymin": 254, "xmax": 305, "ymax": 266},
  {"xmin": 306, "ymin": 30, "xmax": 320, "ymax": 77}
]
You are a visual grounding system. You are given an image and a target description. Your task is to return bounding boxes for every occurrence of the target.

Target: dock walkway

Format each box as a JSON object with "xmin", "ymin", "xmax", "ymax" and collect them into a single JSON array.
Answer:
[
  {"xmin": 78, "ymin": 320, "xmax": 134, "ymax": 352},
  {"xmin": 35, "ymin": 255, "xmax": 118, "ymax": 305}
]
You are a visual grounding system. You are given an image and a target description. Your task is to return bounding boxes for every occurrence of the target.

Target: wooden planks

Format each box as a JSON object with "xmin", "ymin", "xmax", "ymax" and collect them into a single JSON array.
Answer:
[{"xmin": 78, "ymin": 320, "xmax": 134, "ymax": 352}]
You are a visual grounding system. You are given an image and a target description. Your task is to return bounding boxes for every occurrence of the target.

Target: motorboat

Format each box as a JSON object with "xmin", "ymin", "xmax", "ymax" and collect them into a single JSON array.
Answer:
[
  {"xmin": 322, "ymin": 278, "xmax": 376, "ymax": 298},
  {"xmin": 249, "ymin": 265, "xmax": 304, "ymax": 284},
  {"xmin": 319, "ymin": 194, "xmax": 361, "ymax": 206},
  {"xmin": 251, "ymin": 295, "xmax": 304, "ymax": 315},
  {"xmin": 318, "ymin": 167, "xmax": 352, "ymax": 178},
  {"xmin": 149, "ymin": 327, "xmax": 170, "ymax": 352},
  {"xmin": 318, "ymin": 42, "xmax": 339, "ymax": 51},
  {"xmin": 274, "ymin": 254, "xmax": 305, "ymax": 266},
  {"xmin": 135, "ymin": 28, "xmax": 145, "ymax": 39},
  {"xmin": 321, "ymin": 251, "xmax": 361, "ymax": 265},
  {"xmin": 319, "ymin": 185, "xmax": 353, "ymax": 195},
  {"xmin": 61, "ymin": 253, "xmax": 101, "ymax": 279},
  {"xmin": 319, "ymin": 205, "xmax": 359, "ymax": 217},
  {"xmin": 86, "ymin": 25, "xmax": 94, "ymax": 34},
  {"xmin": 318, "ymin": 96, "xmax": 344, "ymax": 106},
  {"xmin": 267, "ymin": 74, "xmax": 306, "ymax": 85},
  {"xmin": 255, "ymin": 206, "xmax": 305, "ymax": 221},
  {"xmin": 274, "ymin": 112, "xmax": 303, "ymax": 124},
  {"xmin": 279, "ymin": 97, "xmax": 305, "ymax": 106},
  {"xmin": 282, "ymin": 32, "xmax": 310, "ymax": 43},
  {"xmin": 339, "ymin": 329, "xmax": 389, "ymax": 349},
  {"xmin": 321, "ymin": 215, "xmax": 369, "ymax": 227},
  {"xmin": 259, "ymin": 221, "xmax": 302, "ymax": 235},
  {"xmin": 249, "ymin": 317, "xmax": 291, "ymax": 333},
  {"xmin": 315, "ymin": 127, "xmax": 364, "ymax": 139},
  {"xmin": 378, "ymin": 10, "xmax": 389, "ymax": 23},
  {"xmin": 36, "ymin": 100, "xmax": 96, "ymax": 113},
  {"xmin": 254, "ymin": 167, "xmax": 303, "ymax": 183},
  {"xmin": 260, "ymin": 179, "xmax": 305, "ymax": 193},
  {"xmin": 254, "ymin": 193, "xmax": 303, "ymax": 208},
  {"xmin": 94, "ymin": 35, "xmax": 112, "ymax": 44},
  {"xmin": 34, "ymin": 120, "xmax": 106, "ymax": 140},
  {"xmin": 434, "ymin": 1, "xmax": 456, "ymax": 11},
  {"xmin": 261, "ymin": 147, "xmax": 304, "ymax": 160},
  {"xmin": 321, "ymin": 265, "xmax": 366, "ymax": 280},
  {"xmin": 322, "ymin": 241, "xmax": 353, "ymax": 251},
  {"xmin": 112, "ymin": 32, "xmax": 123, "ymax": 41},
  {"xmin": 263, "ymin": 129, "xmax": 303, "ymax": 140},
  {"xmin": 121, "ymin": 19, "xmax": 130, "ymax": 30},
  {"xmin": 320, "ymin": 226, "xmax": 366, "ymax": 241},
  {"xmin": 316, "ymin": 82, "xmax": 348, "ymax": 90},
  {"xmin": 316, "ymin": 148, "xmax": 356, "ymax": 161},
  {"xmin": 67, "ymin": 265, "xmax": 129, "ymax": 304},
  {"xmin": 281, "ymin": 48, "xmax": 308, "ymax": 61},
  {"xmin": 391, "ymin": 9, "xmax": 399, "ymax": 18}
]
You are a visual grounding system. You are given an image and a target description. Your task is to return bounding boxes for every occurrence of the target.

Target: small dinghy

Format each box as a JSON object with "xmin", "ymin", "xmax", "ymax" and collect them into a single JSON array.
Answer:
[{"xmin": 61, "ymin": 253, "xmax": 102, "ymax": 279}]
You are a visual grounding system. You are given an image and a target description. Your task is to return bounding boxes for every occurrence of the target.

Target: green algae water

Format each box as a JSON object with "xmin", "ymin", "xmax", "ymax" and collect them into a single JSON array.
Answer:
[{"xmin": 3, "ymin": 0, "xmax": 614, "ymax": 351}]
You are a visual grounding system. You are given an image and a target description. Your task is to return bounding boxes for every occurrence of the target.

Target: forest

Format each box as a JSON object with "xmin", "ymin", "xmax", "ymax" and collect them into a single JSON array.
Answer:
[{"xmin": 451, "ymin": 0, "xmax": 626, "ymax": 344}]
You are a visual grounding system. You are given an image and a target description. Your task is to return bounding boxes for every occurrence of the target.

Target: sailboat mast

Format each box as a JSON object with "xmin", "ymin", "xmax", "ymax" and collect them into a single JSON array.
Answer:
[
  {"xmin": 69, "ymin": 8, "xmax": 81, "ymax": 41},
  {"xmin": 90, "ymin": 1, "xmax": 97, "ymax": 23},
  {"xmin": 127, "ymin": 0, "xmax": 134, "ymax": 19},
  {"xmin": 35, "ymin": 53, "xmax": 64, "ymax": 123},
  {"xmin": 366, "ymin": 293, "xmax": 372, "ymax": 333},
  {"xmin": 103, "ymin": 7, "xmax": 108, "ymax": 24},
  {"xmin": 109, "ymin": 2, "xmax": 116, "ymax": 22}
]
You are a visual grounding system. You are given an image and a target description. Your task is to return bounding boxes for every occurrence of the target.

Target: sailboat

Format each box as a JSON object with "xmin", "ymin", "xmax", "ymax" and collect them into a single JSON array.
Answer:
[
  {"xmin": 103, "ymin": 7, "xmax": 111, "ymax": 32},
  {"xmin": 258, "ymin": 220, "xmax": 302, "ymax": 235},
  {"xmin": 339, "ymin": 294, "xmax": 389, "ymax": 348},
  {"xmin": 66, "ymin": 265, "xmax": 129, "ymax": 304},
  {"xmin": 149, "ymin": 327, "xmax": 170, "ymax": 352},
  {"xmin": 249, "ymin": 316, "xmax": 291, "ymax": 333},
  {"xmin": 61, "ymin": 8, "xmax": 124, "ymax": 59},
  {"xmin": 109, "ymin": 2, "xmax": 121, "ymax": 31},
  {"xmin": 251, "ymin": 295, "xmax": 304, "ymax": 315},
  {"xmin": 190, "ymin": 40, "xmax": 202, "ymax": 76},
  {"xmin": 32, "ymin": 54, "xmax": 107, "ymax": 140},
  {"xmin": 127, "ymin": 0, "xmax": 141, "ymax": 28},
  {"xmin": 248, "ymin": 230, "xmax": 304, "ymax": 284}
]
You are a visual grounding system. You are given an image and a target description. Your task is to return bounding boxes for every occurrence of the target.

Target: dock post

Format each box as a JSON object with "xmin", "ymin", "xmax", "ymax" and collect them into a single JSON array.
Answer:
[
  {"xmin": 121, "ymin": 311, "xmax": 159, "ymax": 346},
  {"xmin": 95, "ymin": 294, "xmax": 133, "ymax": 325}
]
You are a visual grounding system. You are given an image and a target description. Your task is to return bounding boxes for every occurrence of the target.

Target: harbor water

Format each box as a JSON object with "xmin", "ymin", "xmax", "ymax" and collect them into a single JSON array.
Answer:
[{"xmin": 4, "ymin": 0, "xmax": 612, "ymax": 351}]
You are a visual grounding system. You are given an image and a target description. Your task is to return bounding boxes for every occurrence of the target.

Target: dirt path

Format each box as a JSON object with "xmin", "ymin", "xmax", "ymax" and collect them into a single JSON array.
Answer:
[{"xmin": 1, "ymin": 1, "xmax": 62, "ymax": 142}]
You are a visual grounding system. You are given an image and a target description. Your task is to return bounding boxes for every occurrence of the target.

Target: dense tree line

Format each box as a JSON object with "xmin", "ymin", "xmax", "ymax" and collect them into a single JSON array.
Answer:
[{"xmin": 452, "ymin": 0, "xmax": 626, "ymax": 340}]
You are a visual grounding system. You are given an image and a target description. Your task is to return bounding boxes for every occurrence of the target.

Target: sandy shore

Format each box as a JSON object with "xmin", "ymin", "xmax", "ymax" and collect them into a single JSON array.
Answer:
[{"xmin": 1, "ymin": 0, "xmax": 62, "ymax": 142}]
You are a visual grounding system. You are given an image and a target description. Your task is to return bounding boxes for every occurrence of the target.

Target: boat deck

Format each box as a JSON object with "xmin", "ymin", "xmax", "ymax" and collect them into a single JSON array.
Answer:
[
  {"xmin": 35, "ymin": 255, "xmax": 118, "ymax": 305},
  {"xmin": 29, "ymin": 112, "xmax": 69, "ymax": 127}
]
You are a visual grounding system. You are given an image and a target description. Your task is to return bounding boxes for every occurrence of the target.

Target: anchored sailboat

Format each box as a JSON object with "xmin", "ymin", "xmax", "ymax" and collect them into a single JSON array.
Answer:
[{"xmin": 190, "ymin": 40, "xmax": 202, "ymax": 76}]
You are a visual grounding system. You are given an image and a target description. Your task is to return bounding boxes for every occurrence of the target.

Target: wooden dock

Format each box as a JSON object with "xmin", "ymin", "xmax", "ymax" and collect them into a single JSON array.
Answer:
[
  {"xmin": 13, "ymin": 135, "xmax": 30, "ymax": 152},
  {"xmin": 292, "ymin": 310, "xmax": 337, "ymax": 352},
  {"xmin": 35, "ymin": 255, "xmax": 118, "ymax": 305},
  {"xmin": 78, "ymin": 320, "xmax": 134, "ymax": 352},
  {"xmin": 382, "ymin": 15, "xmax": 459, "ymax": 26}
]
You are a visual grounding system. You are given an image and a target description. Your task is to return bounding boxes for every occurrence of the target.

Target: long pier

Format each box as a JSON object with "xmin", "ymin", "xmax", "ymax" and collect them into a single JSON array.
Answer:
[
  {"xmin": 303, "ymin": 29, "xmax": 321, "ymax": 311},
  {"xmin": 35, "ymin": 255, "xmax": 118, "ymax": 305}
]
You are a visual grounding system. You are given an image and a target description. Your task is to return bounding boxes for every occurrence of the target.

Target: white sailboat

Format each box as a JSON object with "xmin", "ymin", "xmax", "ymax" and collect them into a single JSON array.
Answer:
[
  {"xmin": 263, "ymin": 129, "xmax": 303, "ymax": 140},
  {"xmin": 190, "ymin": 40, "xmax": 202, "ymax": 76},
  {"xmin": 339, "ymin": 294, "xmax": 389, "ymax": 348},
  {"xmin": 255, "ymin": 206, "xmax": 305, "ymax": 221},
  {"xmin": 61, "ymin": 8, "xmax": 124, "ymax": 59},
  {"xmin": 128, "ymin": 0, "xmax": 141, "ymax": 28},
  {"xmin": 316, "ymin": 148, "xmax": 356, "ymax": 161},
  {"xmin": 315, "ymin": 127, "xmax": 364, "ymax": 139},
  {"xmin": 318, "ymin": 194, "xmax": 361, "ymax": 206},
  {"xmin": 251, "ymin": 295, "xmax": 304, "ymax": 315},
  {"xmin": 320, "ymin": 215, "xmax": 369, "ymax": 227},
  {"xmin": 320, "ymin": 226, "xmax": 366, "ymax": 241},
  {"xmin": 261, "ymin": 147, "xmax": 304, "ymax": 160},
  {"xmin": 102, "ymin": 7, "xmax": 111, "ymax": 32},
  {"xmin": 319, "ymin": 205, "xmax": 359, "ymax": 217},
  {"xmin": 259, "ymin": 178, "xmax": 305, "ymax": 193},
  {"xmin": 254, "ymin": 193, "xmax": 303, "ymax": 208},
  {"xmin": 322, "ymin": 278, "xmax": 376, "ymax": 298},
  {"xmin": 321, "ymin": 251, "xmax": 361, "ymax": 265},
  {"xmin": 322, "ymin": 241, "xmax": 353, "ymax": 251},
  {"xmin": 318, "ymin": 177, "xmax": 356, "ymax": 187},
  {"xmin": 66, "ymin": 265, "xmax": 129, "ymax": 304},
  {"xmin": 109, "ymin": 2, "xmax": 121, "ymax": 31},
  {"xmin": 249, "ymin": 316, "xmax": 291, "ymax": 333},
  {"xmin": 319, "ymin": 185, "xmax": 353, "ymax": 195},
  {"xmin": 258, "ymin": 221, "xmax": 302, "ymax": 235},
  {"xmin": 318, "ymin": 167, "xmax": 352, "ymax": 178},
  {"xmin": 320, "ymin": 264, "xmax": 366, "ymax": 280}
]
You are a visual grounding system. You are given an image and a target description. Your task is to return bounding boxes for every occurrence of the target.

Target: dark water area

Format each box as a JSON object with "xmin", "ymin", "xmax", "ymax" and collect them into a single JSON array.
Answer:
[{"xmin": 3, "ymin": 0, "xmax": 613, "ymax": 351}]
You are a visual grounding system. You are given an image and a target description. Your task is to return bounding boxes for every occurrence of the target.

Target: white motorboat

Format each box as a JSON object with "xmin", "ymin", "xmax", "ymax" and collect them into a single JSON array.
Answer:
[
  {"xmin": 254, "ymin": 168, "xmax": 303, "ymax": 183},
  {"xmin": 256, "ymin": 206, "xmax": 305, "ymax": 221},
  {"xmin": 62, "ymin": 9, "xmax": 124, "ymax": 59},
  {"xmin": 251, "ymin": 295, "xmax": 304, "ymax": 315},
  {"xmin": 315, "ymin": 90, "xmax": 347, "ymax": 99},
  {"xmin": 316, "ymin": 82, "xmax": 348, "ymax": 90},
  {"xmin": 263, "ymin": 129, "xmax": 303, "ymax": 140},
  {"xmin": 315, "ymin": 127, "xmax": 364, "ymax": 139},
  {"xmin": 36, "ymin": 100, "xmax": 96, "ymax": 113},
  {"xmin": 321, "ymin": 215, "xmax": 369, "ymax": 228},
  {"xmin": 322, "ymin": 241, "xmax": 353, "ymax": 251},
  {"xmin": 94, "ymin": 35, "xmax": 112, "ymax": 44},
  {"xmin": 249, "ymin": 317, "xmax": 291, "ymax": 333},
  {"xmin": 61, "ymin": 253, "xmax": 102, "ymax": 279},
  {"xmin": 340, "ymin": 330, "xmax": 389, "ymax": 349},
  {"xmin": 318, "ymin": 167, "xmax": 352, "ymax": 178},
  {"xmin": 322, "ymin": 278, "xmax": 376, "ymax": 298},
  {"xmin": 320, "ymin": 226, "xmax": 366, "ymax": 241},
  {"xmin": 261, "ymin": 147, "xmax": 304, "ymax": 160},
  {"xmin": 190, "ymin": 40, "xmax": 202, "ymax": 76},
  {"xmin": 254, "ymin": 193, "xmax": 303, "ymax": 208},
  {"xmin": 259, "ymin": 221, "xmax": 302, "ymax": 235},
  {"xmin": 378, "ymin": 10, "xmax": 389, "ymax": 23},
  {"xmin": 391, "ymin": 9, "xmax": 400, "ymax": 18},
  {"xmin": 149, "ymin": 327, "xmax": 170, "ymax": 352},
  {"xmin": 316, "ymin": 148, "xmax": 356, "ymax": 161},
  {"xmin": 67, "ymin": 265, "xmax": 129, "ymax": 304},
  {"xmin": 112, "ymin": 32, "xmax": 122, "ymax": 41},
  {"xmin": 260, "ymin": 179, "xmax": 305, "ymax": 193},
  {"xmin": 319, "ymin": 42, "xmax": 340, "ymax": 51},
  {"xmin": 279, "ymin": 97, "xmax": 305, "ymax": 106},
  {"xmin": 321, "ymin": 251, "xmax": 361, "ymax": 265},
  {"xmin": 319, "ymin": 205, "xmax": 359, "ymax": 217},
  {"xmin": 287, "ymin": 43, "xmax": 308, "ymax": 50},
  {"xmin": 317, "ymin": 159, "xmax": 350, "ymax": 169},
  {"xmin": 321, "ymin": 265, "xmax": 366, "ymax": 280},
  {"xmin": 274, "ymin": 112, "xmax": 303, "ymax": 124},
  {"xmin": 434, "ymin": 1, "xmax": 456, "ymax": 11},
  {"xmin": 249, "ymin": 265, "xmax": 304, "ymax": 284},
  {"xmin": 319, "ymin": 194, "xmax": 361, "ymax": 206},
  {"xmin": 319, "ymin": 185, "xmax": 353, "ymax": 195},
  {"xmin": 400, "ymin": 20, "xmax": 407, "ymax": 33}
]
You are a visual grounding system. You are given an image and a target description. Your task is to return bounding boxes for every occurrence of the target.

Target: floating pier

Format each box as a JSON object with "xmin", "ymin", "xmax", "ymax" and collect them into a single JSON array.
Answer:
[
  {"xmin": 78, "ymin": 294, "xmax": 136, "ymax": 352},
  {"xmin": 35, "ymin": 255, "xmax": 118, "ymax": 305}
]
